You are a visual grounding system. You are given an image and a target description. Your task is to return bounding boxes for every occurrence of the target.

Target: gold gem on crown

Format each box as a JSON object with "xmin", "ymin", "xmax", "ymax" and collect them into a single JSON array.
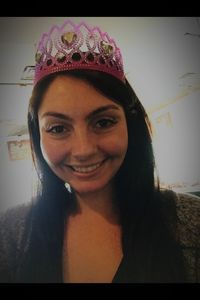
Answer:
[{"xmin": 61, "ymin": 32, "xmax": 77, "ymax": 47}]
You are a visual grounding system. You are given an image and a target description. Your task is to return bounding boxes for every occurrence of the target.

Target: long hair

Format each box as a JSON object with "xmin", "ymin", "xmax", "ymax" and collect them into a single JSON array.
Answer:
[{"xmin": 18, "ymin": 70, "xmax": 186, "ymax": 282}]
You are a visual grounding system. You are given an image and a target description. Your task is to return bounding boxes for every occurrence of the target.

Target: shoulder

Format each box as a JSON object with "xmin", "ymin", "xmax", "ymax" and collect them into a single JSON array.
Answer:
[
  {"xmin": 0, "ymin": 202, "xmax": 32, "ymax": 237},
  {"xmin": 160, "ymin": 189, "xmax": 200, "ymax": 241},
  {"xmin": 160, "ymin": 188, "xmax": 200, "ymax": 217},
  {"xmin": 174, "ymin": 192, "xmax": 200, "ymax": 282},
  {"xmin": 0, "ymin": 202, "xmax": 32, "ymax": 282},
  {"xmin": 175, "ymin": 192, "xmax": 200, "ymax": 225},
  {"xmin": 174, "ymin": 192, "xmax": 200, "ymax": 247},
  {"xmin": 159, "ymin": 189, "xmax": 200, "ymax": 282}
]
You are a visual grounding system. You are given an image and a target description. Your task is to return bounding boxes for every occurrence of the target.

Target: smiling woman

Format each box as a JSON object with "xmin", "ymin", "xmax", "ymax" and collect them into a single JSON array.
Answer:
[
  {"xmin": 0, "ymin": 19, "xmax": 200, "ymax": 283},
  {"xmin": 38, "ymin": 76, "xmax": 128, "ymax": 197}
]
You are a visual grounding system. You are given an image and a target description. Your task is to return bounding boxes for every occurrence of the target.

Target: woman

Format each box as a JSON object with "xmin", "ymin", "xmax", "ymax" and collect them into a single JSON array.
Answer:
[{"xmin": 0, "ymin": 19, "xmax": 200, "ymax": 283}]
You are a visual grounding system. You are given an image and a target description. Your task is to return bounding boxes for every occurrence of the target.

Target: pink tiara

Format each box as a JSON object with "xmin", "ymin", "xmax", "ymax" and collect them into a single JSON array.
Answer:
[{"xmin": 34, "ymin": 20, "xmax": 125, "ymax": 85}]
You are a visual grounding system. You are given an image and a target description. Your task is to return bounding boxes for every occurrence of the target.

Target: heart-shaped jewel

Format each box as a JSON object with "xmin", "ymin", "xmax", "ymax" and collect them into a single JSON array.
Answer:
[
  {"xmin": 61, "ymin": 32, "xmax": 77, "ymax": 47},
  {"xmin": 100, "ymin": 41, "xmax": 113, "ymax": 56}
]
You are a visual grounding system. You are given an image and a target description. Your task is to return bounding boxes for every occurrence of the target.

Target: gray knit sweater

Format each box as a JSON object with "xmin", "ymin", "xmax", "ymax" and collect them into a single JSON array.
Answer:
[{"xmin": 0, "ymin": 190, "xmax": 200, "ymax": 282}]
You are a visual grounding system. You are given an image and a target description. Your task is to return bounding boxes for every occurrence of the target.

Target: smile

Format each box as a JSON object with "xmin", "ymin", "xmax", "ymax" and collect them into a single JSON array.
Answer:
[
  {"xmin": 71, "ymin": 163, "xmax": 101, "ymax": 173},
  {"xmin": 67, "ymin": 159, "xmax": 107, "ymax": 174}
]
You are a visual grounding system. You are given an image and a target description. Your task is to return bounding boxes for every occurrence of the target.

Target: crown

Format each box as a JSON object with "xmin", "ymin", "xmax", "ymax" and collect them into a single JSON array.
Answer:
[{"xmin": 34, "ymin": 20, "xmax": 125, "ymax": 85}]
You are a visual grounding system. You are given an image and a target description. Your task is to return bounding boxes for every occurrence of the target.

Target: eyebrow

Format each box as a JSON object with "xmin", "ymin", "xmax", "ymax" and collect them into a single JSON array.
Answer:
[{"xmin": 40, "ymin": 104, "xmax": 120, "ymax": 121}]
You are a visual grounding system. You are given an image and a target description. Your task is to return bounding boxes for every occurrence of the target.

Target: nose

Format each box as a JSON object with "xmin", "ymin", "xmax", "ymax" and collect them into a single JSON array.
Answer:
[{"xmin": 71, "ymin": 127, "xmax": 97, "ymax": 162}]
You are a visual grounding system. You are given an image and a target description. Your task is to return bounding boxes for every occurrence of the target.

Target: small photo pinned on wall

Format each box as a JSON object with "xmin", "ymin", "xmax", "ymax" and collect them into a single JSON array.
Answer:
[{"xmin": 7, "ymin": 140, "xmax": 31, "ymax": 161}]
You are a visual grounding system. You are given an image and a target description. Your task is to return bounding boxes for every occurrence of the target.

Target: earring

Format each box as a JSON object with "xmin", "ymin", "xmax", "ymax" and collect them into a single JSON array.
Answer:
[{"xmin": 65, "ymin": 182, "xmax": 72, "ymax": 193}]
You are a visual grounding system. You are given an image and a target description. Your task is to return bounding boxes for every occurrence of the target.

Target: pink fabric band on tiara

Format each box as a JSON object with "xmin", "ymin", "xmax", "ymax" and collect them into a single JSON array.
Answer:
[{"xmin": 34, "ymin": 20, "xmax": 125, "ymax": 85}]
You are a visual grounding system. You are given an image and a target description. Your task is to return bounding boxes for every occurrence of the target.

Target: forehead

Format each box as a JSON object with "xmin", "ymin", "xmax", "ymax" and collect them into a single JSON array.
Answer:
[{"xmin": 38, "ymin": 75, "xmax": 123, "ymax": 115}]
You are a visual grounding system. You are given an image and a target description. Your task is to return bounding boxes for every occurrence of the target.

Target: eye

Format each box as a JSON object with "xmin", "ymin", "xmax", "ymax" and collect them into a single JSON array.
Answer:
[
  {"xmin": 95, "ymin": 118, "xmax": 117, "ymax": 129},
  {"xmin": 46, "ymin": 125, "xmax": 67, "ymax": 134}
]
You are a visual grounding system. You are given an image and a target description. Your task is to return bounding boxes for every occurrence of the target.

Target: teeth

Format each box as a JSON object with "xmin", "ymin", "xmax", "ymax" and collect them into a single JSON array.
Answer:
[{"xmin": 72, "ymin": 163, "xmax": 101, "ymax": 173}]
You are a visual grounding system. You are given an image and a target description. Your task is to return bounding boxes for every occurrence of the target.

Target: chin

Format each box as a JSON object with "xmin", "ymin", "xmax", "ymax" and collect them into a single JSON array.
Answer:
[{"xmin": 71, "ymin": 180, "xmax": 110, "ymax": 196}]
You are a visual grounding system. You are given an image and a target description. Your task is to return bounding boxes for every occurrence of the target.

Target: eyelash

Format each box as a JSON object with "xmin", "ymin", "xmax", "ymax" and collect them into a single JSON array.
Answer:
[
  {"xmin": 45, "ymin": 117, "xmax": 118, "ymax": 136},
  {"xmin": 94, "ymin": 117, "xmax": 118, "ymax": 129},
  {"xmin": 46, "ymin": 124, "xmax": 69, "ymax": 135}
]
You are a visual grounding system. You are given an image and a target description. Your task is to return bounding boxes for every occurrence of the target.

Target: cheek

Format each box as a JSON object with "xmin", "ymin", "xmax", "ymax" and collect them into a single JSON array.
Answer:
[
  {"xmin": 101, "ymin": 127, "xmax": 128, "ymax": 158},
  {"xmin": 40, "ymin": 136, "xmax": 68, "ymax": 167}
]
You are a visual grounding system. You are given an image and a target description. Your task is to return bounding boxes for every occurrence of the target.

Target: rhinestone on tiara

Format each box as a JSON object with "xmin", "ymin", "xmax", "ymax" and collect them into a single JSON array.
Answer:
[{"xmin": 34, "ymin": 20, "xmax": 124, "ymax": 85}]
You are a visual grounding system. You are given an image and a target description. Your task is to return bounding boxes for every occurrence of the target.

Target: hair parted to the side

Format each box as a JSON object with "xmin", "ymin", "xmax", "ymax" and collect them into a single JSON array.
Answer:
[{"xmin": 18, "ymin": 69, "xmax": 186, "ymax": 282}]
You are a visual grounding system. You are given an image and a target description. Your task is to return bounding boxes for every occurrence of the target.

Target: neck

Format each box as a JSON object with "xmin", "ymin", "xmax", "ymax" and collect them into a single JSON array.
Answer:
[{"xmin": 74, "ymin": 184, "xmax": 120, "ymax": 225}]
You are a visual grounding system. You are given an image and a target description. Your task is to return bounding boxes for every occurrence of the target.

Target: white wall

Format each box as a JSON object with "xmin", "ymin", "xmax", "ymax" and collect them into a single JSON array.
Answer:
[{"xmin": 151, "ymin": 90, "xmax": 200, "ymax": 192}]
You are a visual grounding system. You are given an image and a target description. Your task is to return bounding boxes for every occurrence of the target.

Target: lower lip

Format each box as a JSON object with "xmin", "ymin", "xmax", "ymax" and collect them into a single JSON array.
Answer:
[{"xmin": 67, "ymin": 159, "xmax": 108, "ymax": 179}]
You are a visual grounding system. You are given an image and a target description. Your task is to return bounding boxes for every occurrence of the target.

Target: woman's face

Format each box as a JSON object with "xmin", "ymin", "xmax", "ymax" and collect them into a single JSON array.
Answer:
[{"xmin": 38, "ymin": 75, "xmax": 128, "ymax": 196}]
